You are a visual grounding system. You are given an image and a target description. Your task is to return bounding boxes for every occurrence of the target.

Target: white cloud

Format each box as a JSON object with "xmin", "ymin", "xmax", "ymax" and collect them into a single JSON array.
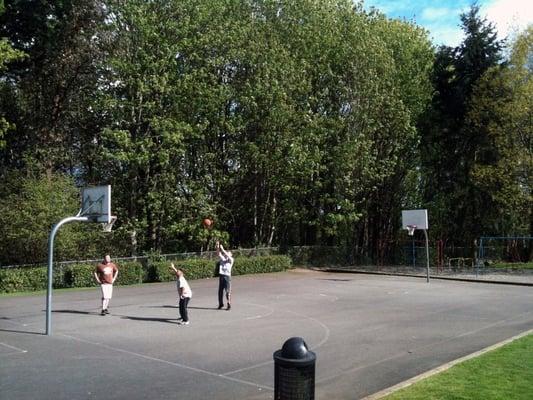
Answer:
[
  {"xmin": 482, "ymin": 0, "xmax": 533, "ymax": 41},
  {"xmin": 421, "ymin": 7, "xmax": 455, "ymax": 21}
]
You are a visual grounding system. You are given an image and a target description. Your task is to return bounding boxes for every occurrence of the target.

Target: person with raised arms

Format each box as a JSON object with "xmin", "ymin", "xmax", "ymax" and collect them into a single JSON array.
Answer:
[{"xmin": 216, "ymin": 241, "xmax": 234, "ymax": 310}]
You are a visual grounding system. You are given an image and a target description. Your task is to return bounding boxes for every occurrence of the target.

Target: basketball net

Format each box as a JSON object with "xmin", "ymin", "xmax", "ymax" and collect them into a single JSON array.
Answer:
[
  {"xmin": 406, "ymin": 225, "xmax": 417, "ymax": 236},
  {"xmin": 102, "ymin": 216, "xmax": 117, "ymax": 232}
]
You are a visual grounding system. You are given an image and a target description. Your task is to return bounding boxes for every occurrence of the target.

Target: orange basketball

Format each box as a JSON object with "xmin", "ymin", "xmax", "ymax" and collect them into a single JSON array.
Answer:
[{"xmin": 202, "ymin": 218, "xmax": 213, "ymax": 229}]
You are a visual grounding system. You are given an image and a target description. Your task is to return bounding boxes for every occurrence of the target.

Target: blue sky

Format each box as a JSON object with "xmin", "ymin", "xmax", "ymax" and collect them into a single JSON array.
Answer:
[{"xmin": 363, "ymin": 0, "xmax": 533, "ymax": 47}]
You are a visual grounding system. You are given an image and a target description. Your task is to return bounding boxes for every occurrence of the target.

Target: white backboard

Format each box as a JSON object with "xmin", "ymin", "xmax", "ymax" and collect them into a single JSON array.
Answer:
[
  {"xmin": 81, "ymin": 185, "xmax": 111, "ymax": 223},
  {"xmin": 402, "ymin": 209, "xmax": 428, "ymax": 230}
]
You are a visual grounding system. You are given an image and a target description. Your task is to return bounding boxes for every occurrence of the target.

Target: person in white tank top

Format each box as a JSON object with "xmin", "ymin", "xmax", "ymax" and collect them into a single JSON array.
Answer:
[{"xmin": 216, "ymin": 241, "xmax": 234, "ymax": 310}]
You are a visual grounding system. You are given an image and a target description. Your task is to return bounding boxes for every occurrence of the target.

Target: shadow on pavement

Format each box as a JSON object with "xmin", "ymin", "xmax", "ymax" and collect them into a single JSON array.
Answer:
[
  {"xmin": 317, "ymin": 278, "xmax": 353, "ymax": 282},
  {"xmin": 119, "ymin": 315, "xmax": 178, "ymax": 324},
  {"xmin": 52, "ymin": 309, "xmax": 99, "ymax": 316},
  {"xmin": 0, "ymin": 328, "xmax": 44, "ymax": 335},
  {"xmin": 142, "ymin": 305, "xmax": 218, "ymax": 311}
]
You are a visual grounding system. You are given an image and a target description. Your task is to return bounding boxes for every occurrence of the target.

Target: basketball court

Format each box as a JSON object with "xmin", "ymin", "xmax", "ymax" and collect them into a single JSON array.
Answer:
[{"xmin": 1, "ymin": 269, "xmax": 532, "ymax": 399}]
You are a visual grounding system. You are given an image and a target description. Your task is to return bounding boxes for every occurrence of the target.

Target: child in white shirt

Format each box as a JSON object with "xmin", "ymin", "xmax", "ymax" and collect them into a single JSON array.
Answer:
[{"xmin": 170, "ymin": 263, "xmax": 192, "ymax": 325}]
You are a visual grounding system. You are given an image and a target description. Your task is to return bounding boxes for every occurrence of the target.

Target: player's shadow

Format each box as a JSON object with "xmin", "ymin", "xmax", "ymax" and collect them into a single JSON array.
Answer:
[
  {"xmin": 143, "ymin": 305, "xmax": 217, "ymax": 311},
  {"xmin": 0, "ymin": 328, "xmax": 44, "ymax": 336},
  {"xmin": 318, "ymin": 278, "xmax": 353, "ymax": 282},
  {"xmin": 120, "ymin": 315, "xmax": 178, "ymax": 324},
  {"xmin": 52, "ymin": 309, "xmax": 101, "ymax": 316}
]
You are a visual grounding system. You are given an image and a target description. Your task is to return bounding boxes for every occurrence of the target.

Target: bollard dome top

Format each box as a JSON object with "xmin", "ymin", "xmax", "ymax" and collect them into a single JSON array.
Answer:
[{"xmin": 281, "ymin": 337, "xmax": 309, "ymax": 359}]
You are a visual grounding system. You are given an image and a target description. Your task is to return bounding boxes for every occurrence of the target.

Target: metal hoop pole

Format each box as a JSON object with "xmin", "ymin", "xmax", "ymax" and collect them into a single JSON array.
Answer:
[
  {"xmin": 46, "ymin": 216, "xmax": 89, "ymax": 335},
  {"xmin": 423, "ymin": 229, "xmax": 430, "ymax": 283}
]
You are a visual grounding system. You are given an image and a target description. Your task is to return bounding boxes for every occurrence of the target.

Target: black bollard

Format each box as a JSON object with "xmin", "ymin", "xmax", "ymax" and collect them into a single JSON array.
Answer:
[{"xmin": 273, "ymin": 337, "xmax": 316, "ymax": 400}]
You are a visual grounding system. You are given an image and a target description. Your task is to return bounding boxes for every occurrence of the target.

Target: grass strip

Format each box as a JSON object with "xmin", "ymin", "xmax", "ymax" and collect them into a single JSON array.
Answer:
[{"xmin": 382, "ymin": 334, "xmax": 533, "ymax": 400}]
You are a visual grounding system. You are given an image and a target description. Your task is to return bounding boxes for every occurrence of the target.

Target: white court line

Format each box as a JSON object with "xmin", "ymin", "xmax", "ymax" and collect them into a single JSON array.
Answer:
[
  {"xmin": 319, "ymin": 293, "xmax": 339, "ymax": 302},
  {"xmin": 0, "ymin": 342, "xmax": 27, "ymax": 353},
  {"xmin": 223, "ymin": 307, "xmax": 331, "ymax": 377},
  {"xmin": 61, "ymin": 334, "xmax": 273, "ymax": 391},
  {"xmin": 244, "ymin": 302, "xmax": 275, "ymax": 320},
  {"xmin": 0, "ymin": 318, "xmax": 28, "ymax": 327},
  {"xmin": 284, "ymin": 309, "xmax": 331, "ymax": 349}
]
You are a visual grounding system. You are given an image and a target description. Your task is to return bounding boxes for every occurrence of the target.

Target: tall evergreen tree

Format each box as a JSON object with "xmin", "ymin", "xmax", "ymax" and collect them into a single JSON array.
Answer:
[
  {"xmin": 420, "ymin": 4, "xmax": 504, "ymax": 244},
  {"xmin": 467, "ymin": 27, "xmax": 532, "ymax": 238}
]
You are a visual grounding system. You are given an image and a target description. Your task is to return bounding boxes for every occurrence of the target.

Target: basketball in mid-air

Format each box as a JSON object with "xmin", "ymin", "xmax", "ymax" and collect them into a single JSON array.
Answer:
[{"xmin": 202, "ymin": 218, "xmax": 213, "ymax": 229}]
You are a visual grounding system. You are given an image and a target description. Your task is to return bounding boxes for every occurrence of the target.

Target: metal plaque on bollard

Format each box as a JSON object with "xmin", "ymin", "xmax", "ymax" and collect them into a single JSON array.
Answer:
[{"xmin": 273, "ymin": 337, "xmax": 316, "ymax": 400}]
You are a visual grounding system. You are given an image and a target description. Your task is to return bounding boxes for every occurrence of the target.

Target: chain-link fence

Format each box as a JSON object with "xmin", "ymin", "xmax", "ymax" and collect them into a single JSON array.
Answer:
[{"xmin": 2, "ymin": 243, "xmax": 531, "ymax": 284}]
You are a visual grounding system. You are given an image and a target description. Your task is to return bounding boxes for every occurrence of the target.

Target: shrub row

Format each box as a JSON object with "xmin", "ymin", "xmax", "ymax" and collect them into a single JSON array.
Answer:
[
  {"xmin": 0, "ymin": 255, "xmax": 292, "ymax": 293},
  {"xmin": 149, "ymin": 255, "xmax": 293, "ymax": 282}
]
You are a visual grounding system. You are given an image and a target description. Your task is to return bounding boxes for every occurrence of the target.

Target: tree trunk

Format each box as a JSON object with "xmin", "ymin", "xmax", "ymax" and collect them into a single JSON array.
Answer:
[{"xmin": 267, "ymin": 195, "xmax": 277, "ymax": 246}]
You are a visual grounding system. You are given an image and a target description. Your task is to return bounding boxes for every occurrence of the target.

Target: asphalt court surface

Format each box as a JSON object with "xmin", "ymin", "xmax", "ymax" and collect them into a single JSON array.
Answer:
[{"xmin": 1, "ymin": 269, "xmax": 532, "ymax": 399}]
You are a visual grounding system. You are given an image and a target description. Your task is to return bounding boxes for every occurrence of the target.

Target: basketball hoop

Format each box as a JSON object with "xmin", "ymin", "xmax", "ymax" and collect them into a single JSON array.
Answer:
[
  {"xmin": 406, "ymin": 224, "xmax": 417, "ymax": 236},
  {"xmin": 102, "ymin": 216, "xmax": 117, "ymax": 232}
]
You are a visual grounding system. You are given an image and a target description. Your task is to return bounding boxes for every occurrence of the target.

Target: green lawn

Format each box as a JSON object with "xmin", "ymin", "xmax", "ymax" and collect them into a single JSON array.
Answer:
[{"xmin": 382, "ymin": 334, "xmax": 533, "ymax": 400}]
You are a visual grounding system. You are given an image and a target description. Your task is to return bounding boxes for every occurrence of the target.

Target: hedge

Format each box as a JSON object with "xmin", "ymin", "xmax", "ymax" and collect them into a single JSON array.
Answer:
[
  {"xmin": 0, "ymin": 266, "xmax": 62, "ymax": 293},
  {"xmin": 233, "ymin": 255, "xmax": 291, "ymax": 275},
  {"xmin": 0, "ymin": 261, "xmax": 144, "ymax": 293},
  {"xmin": 149, "ymin": 258, "xmax": 215, "ymax": 282},
  {"xmin": 149, "ymin": 255, "xmax": 292, "ymax": 282},
  {"xmin": 0, "ymin": 255, "xmax": 292, "ymax": 293}
]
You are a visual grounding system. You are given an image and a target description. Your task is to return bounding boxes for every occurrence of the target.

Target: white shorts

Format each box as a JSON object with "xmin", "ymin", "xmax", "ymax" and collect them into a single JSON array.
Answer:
[{"xmin": 101, "ymin": 283, "xmax": 113, "ymax": 299}]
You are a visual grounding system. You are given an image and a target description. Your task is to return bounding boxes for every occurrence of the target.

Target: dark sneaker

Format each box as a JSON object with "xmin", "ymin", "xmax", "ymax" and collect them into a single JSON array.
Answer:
[
  {"xmin": 104, "ymin": 309, "xmax": 109, "ymax": 314},
  {"xmin": 217, "ymin": 305, "xmax": 224, "ymax": 310},
  {"xmin": 226, "ymin": 304, "xmax": 231, "ymax": 311},
  {"xmin": 100, "ymin": 310, "xmax": 106, "ymax": 316}
]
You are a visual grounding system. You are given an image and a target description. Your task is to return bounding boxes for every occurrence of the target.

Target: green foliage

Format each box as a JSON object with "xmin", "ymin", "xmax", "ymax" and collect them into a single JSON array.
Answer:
[
  {"xmin": 490, "ymin": 262, "xmax": 533, "ymax": 270},
  {"xmin": 0, "ymin": 266, "xmax": 62, "ymax": 293},
  {"xmin": 467, "ymin": 27, "xmax": 533, "ymax": 237},
  {"xmin": 0, "ymin": 255, "xmax": 291, "ymax": 293},
  {"xmin": 0, "ymin": 172, "xmax": 124, "ymax": 265},
  {"xmin": 0, "ymin": 0, "xmax": 25, "ymax": 150},
  {"xmin": 0, "ymin": 268, "xmax": 25, "ymax": 292},
  {"xmin": 288, "ymin": 246, "xmax": 351, "ymax": 267},
  {"xmin": 1, "ymin": 0, "xmax": 436, "ymax": 261},
  {"xmin": 383, "ymin": 334, "xmax": 533, "ymax": 400},
  {"xmin": 63, "ymin": 261, "xmax": 144, "ymax": 287},
  {"xmin": 233, "ymin": 255, "xmax": 292, "ymax": 275},
  {"xmin": 94, "ymin": 0, "xmax": 433, "ymax": 253},
  {"xmin": 113, "ymin": 261, "xmax": 144, "ymax": 285},
  {"xmin": 64, "ymin": 264, "xmax": 97, "ymax": 288},
  {"xmin": 149, "ymin": 260, "xmax": 184, "ymax": 283},
  {"xmin": 0, "ymin": 173, "xmax": 81, "ymax": 264},
  {"xmin": 0, "ymin": 0, "xmax": 104, "ymax": 173},
  {"xmin": 420, "ymin": 4, "xmax": 505, "ymax": 243},
  {"xmin": 172, "ymin": 259, "xmax": 215, "ymax": 280},
  {"xmin": 149, "ymin": 255, "xmax": 292, "ymax": 283}
]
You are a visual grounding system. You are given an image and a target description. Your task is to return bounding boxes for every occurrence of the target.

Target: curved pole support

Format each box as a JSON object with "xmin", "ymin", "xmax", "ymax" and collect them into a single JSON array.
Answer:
[{"xmin": 46, "ymin": 216, "xmax": 90, "ymax": 335}]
